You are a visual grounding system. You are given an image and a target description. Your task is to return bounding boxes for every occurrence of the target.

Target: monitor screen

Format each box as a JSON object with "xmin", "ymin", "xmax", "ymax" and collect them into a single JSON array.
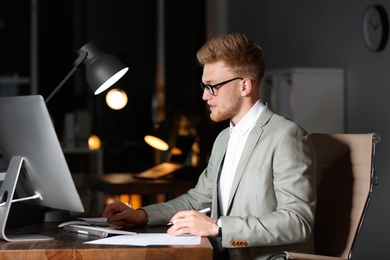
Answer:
[{"xmin": 0, "ymin": 95, "xmax": 84, "ymax": 241}]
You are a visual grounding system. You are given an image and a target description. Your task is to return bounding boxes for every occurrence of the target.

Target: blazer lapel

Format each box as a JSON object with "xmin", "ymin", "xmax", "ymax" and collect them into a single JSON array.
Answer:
[
  {"xmin": 226, "ymin": 106, "xmax": 274, "ymax": 214},
  {"xmin": 211, "ymin": 129, "xmax": 229, "ymax": 219}
]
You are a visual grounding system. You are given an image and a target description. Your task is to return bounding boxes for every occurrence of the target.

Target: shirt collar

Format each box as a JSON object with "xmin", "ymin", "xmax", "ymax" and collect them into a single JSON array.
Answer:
[{"xmin": 229, "ymin": 99, "xmax": 265, "ymax": 135}]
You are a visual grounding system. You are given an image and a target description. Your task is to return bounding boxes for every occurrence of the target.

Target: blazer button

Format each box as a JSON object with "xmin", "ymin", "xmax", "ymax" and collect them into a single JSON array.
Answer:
[
  {"xmin": 231, "ymin": 240, "xmax": 237, "ymax": 246},
  {"xmin": 239, "ymin": 240, "xmax": 246, "ymax": 246}
]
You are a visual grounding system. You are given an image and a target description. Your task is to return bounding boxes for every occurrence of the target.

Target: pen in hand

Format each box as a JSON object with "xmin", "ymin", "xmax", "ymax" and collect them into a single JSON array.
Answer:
[
  {"xmin": 167, "ymin": 207, "xmax": 211, "ymax": 225},
  {"xmin": 198, "ymin": 208, "xmax": 211, "ymax": 214}
]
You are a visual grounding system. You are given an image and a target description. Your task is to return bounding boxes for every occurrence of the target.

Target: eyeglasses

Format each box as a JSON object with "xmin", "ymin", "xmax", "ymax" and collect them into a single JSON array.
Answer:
[{"xmin": 200, "ymin": 77, "xmax": 243, "ymax": 96}]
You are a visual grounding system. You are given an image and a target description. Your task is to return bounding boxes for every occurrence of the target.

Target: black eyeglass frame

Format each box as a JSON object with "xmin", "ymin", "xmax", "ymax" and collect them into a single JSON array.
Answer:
[{"xmin": 200, "ymin": 77, "xmax": 243, "ymax": 95}]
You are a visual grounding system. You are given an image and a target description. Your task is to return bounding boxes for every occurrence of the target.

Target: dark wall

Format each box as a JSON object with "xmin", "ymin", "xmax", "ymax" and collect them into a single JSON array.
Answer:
[
  {"xmin": 36, "ymin": 0, "xmax": 210, "ymax": 173},
  {"xmin": 38, "ymin": 1, "xmax": 76, "ymax": 124},
  {"xmin": 1, "ymin": 0, "xmax": 213, "ymax": 174},
  {"xmin": 0, "ymin": 2, "xmax": 30, "ymax": 78},
  {"xmin": 164, "ymin": 0, "xmax": 205, "ymax": 116},
  {"xmin": 83, "ymin": 1, "xmax": 158, "ymax": 172},
  {"xmin": 164, "ymin": 0, "xmax": 221, "ymax": 172},
  {"xmin": 34, "ymin": 1, "xmax": 157, "ymax": 173}
]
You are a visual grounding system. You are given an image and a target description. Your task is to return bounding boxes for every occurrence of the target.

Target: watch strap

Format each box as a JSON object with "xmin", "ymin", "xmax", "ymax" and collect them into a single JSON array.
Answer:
[{"xmin": 217, "ymin": 218, "xmax": 222, "ymax": 239}]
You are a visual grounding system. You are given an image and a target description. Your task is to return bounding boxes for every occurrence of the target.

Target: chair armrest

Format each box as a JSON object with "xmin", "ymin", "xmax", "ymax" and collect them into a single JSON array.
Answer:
[
  {"xmin": 267, "ymin": 252, "xmax": 347, "ymax": 260},
  {"xmin": 285, "ymin": 252, "xmax": 346, "ymax": 260},
  {"xmin": 267, "ymin": 252, "xmax": 287, "ymax": 260}
]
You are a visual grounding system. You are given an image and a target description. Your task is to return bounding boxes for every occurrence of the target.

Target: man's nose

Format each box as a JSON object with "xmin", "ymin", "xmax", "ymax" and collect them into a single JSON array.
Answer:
[{"xmin": 202, "ymin": 89, "xmax": 211, "ymax": 100}]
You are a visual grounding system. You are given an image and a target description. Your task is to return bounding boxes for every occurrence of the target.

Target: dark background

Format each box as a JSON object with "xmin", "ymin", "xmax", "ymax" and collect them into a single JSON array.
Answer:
[
  {"xmin": 2, "ymin": 1, "xmax": 390, "ymax": 259},
  {"xmin": 0, "ymin": 0, "xmax": 221, "ymax": 174}
]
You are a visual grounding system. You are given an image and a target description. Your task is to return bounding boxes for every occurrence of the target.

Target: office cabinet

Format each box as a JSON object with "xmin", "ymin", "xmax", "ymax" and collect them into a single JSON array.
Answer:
[{"xmin": 260, "ymin": 68, "xmax": 344, "ymax": 133}]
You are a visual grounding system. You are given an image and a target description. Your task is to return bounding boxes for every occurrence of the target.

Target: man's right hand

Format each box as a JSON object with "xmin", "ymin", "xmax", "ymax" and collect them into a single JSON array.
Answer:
[{"xmin": 102, "ymin": 201, "xmax": 148, "ymax": 227}]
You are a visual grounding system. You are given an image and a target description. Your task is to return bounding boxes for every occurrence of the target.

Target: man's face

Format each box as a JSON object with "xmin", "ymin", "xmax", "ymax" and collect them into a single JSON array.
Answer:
[{"xmin": 201, "ymin": 61, "xmax": 243, "ymax": 123}]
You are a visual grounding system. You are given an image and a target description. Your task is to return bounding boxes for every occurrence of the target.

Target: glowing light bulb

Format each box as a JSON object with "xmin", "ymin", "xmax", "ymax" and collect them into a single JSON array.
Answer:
[
  {"xmin": 106, "ymin": 88, "xmax": 128, "ymax": 110},
  {"xmin": 88, "ymin": 135, "xmax": 101, "ymax": 150}
]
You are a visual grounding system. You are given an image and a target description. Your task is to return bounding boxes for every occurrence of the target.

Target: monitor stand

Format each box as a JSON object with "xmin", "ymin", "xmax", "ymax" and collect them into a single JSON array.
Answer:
[{"xmin": 0, "ymin": 156, "xmax": 53, "ymax": 242}]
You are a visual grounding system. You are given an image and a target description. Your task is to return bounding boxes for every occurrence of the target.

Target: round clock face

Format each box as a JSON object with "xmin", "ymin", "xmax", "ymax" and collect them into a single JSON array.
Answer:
[{"xmin": 363, "ymin": 5, "xmax": 389, "ymax": 51}]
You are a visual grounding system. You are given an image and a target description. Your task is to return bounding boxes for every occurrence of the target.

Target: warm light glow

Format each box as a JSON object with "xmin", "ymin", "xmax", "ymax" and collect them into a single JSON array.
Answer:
[
  {"xmin": 171, "ymin": 146, "xmax": 183, "ymax": 155},
  {"xmin": 105, "ymin": 196, "xmax": 115, "ymax": 207},
  {"xmin": 129, "ymin": 194, "xmax": 142, "ymax": 209},
  {"xmin": 144, "ymin": 135, "xmax": 169, "ymax": 151},
  {"xmin": 106, "ymin": 88, "xmax": 128, "ymax": 110},
  {"xmin": 105, "ymin": 194, "xmax": 142, "ymax": 208},
  {"xmin": 88, "ymin": 135, "xmax": 101, "ymax": 150},
  {"xmin": 120, "ymin": 194, "xmax": 130, "ymax": 206},
  {"xmin": 95, "ymin": 67, "xmax": 129, "ymax": 95}
]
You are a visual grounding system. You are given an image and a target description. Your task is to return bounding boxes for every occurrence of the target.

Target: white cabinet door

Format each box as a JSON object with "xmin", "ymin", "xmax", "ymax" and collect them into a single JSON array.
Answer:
[{"xmin": 260, "ymin": 68, "xmax": 344, "ymax": 133}]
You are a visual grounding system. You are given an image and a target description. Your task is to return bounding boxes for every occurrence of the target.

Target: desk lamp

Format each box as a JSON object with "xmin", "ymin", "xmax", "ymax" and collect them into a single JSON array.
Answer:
[
  {"xmin": 45, "ymin": 42, "xmax": 129, "ymax": 103},
  {"xmin": 144, "ymin": 121, "xmax": 171, "ymax": 151}
]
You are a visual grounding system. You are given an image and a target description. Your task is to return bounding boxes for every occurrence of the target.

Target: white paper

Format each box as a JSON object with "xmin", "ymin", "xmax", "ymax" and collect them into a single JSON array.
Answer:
[{"xmin": 85, "ymin": 233, "xmax": 200, "ymax": 246}]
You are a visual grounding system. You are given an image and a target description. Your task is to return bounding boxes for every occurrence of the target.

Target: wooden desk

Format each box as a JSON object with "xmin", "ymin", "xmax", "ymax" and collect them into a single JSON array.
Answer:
[{"xmin": 0, "ymin": 223, "xmax": 213, "ymax": 259}]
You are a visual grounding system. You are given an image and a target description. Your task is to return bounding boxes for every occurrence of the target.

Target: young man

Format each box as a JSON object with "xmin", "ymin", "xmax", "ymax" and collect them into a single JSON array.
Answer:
[{"xmin": 103, "ymin": 33, "xmax": 316, "ymax": 260}]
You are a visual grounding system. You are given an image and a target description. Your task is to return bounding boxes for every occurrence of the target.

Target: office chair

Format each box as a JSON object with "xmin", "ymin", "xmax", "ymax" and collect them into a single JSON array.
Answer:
[{"xmin": 268, "ymin": 133, "xmax": 381, "ymax": 260}]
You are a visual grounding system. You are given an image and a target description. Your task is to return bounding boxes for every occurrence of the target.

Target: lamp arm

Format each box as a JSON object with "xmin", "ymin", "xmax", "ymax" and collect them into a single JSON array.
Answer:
[
  {"xmin": 45, "ymin": 66, "xmax": 78, "ymax": 103},
  {"xmin": 45, "ymin": 51, "xmax": 88, "ymax": 104}
]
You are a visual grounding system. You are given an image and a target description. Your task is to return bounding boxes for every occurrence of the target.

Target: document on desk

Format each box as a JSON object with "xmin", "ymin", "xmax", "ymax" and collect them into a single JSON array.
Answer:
[{"xmin": 85, "ymin": 233, "xmax": 200, "ymax": 246}]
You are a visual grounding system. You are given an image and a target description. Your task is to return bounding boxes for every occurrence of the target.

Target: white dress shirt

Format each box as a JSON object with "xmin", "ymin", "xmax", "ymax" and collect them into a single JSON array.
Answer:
[{"xmin": 218, "ymin": 100, "xmax": 265, "ymax": 216}]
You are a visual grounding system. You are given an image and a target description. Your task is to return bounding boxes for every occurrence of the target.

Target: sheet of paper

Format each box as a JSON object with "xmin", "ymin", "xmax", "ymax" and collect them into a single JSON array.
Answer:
[{"xmin": 85, "ymin": 233, "xmax": 200, "ymax": 246}]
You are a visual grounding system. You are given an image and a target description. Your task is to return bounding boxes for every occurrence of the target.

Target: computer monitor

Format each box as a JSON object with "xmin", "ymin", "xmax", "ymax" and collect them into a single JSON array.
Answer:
[{"xmin": 0, "ymin": 95, "xmax": 84, "ymax": 242}]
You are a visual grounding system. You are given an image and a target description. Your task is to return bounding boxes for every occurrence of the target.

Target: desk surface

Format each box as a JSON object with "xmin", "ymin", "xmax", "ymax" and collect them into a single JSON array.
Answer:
[{"xmin": 0, "ymin": 223, "xmax": 212, "ymax": 260}]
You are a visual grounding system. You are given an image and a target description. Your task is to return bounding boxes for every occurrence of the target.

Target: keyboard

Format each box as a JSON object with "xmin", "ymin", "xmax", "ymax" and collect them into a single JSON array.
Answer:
[{"xmin": 64, "ymin": 224, "xmax": 137, "ymax": 237}]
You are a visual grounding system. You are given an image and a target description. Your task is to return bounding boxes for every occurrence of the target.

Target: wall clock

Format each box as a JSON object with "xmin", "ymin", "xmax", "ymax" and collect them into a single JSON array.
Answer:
[{"xmin": 362, "ymin": 5, "xmax": 389, "ymax": 52}]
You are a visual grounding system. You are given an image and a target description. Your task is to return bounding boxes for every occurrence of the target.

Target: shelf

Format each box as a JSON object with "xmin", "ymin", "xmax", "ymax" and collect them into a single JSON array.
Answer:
[{"xmin": 0, "ymin": 77, "xmax": 30, "ymax": 85}]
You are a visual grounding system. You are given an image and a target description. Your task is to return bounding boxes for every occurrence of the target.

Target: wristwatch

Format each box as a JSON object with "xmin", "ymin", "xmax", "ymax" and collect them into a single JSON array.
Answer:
[{"xmin": 216, "ymin": 219, "xmax": 222, "ymax": 239}]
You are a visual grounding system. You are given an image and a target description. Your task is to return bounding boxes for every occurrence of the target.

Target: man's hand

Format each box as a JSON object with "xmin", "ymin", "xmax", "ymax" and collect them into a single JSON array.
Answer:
[
  {"xmin": 167, "ymin": 210, "xmax": 218, "ymax": 237},
  {"xmin": 102, "ymin": 201, "xmax": 148, "ymax": 227}
]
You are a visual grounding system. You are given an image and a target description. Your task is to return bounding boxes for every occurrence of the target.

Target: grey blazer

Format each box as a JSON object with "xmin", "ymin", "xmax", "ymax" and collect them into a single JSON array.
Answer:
[{"xmin": 143, "ymin": 106, "xmax": 317, "ymax": 260}]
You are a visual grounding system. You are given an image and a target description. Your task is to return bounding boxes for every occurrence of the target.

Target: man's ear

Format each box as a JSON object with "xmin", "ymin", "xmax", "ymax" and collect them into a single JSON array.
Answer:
[{"xmin": 240, "ymin": 78, "xmax": 252, "ymax": 96}]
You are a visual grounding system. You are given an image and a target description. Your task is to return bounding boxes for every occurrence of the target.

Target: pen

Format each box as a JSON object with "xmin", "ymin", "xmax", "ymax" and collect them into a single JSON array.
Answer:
[
  {"xmin": 198, "ymin": 207, "xmax": 211, "ymax": 214},
  {"xmin": 167, "ymin": 207, "xmax": 211, "ymax": 225}
]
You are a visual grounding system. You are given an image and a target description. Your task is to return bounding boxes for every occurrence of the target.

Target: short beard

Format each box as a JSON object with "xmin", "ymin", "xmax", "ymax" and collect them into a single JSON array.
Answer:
[{"xmin": 209, "ymin": 96, "xmax": 241, "ymax": 122}]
